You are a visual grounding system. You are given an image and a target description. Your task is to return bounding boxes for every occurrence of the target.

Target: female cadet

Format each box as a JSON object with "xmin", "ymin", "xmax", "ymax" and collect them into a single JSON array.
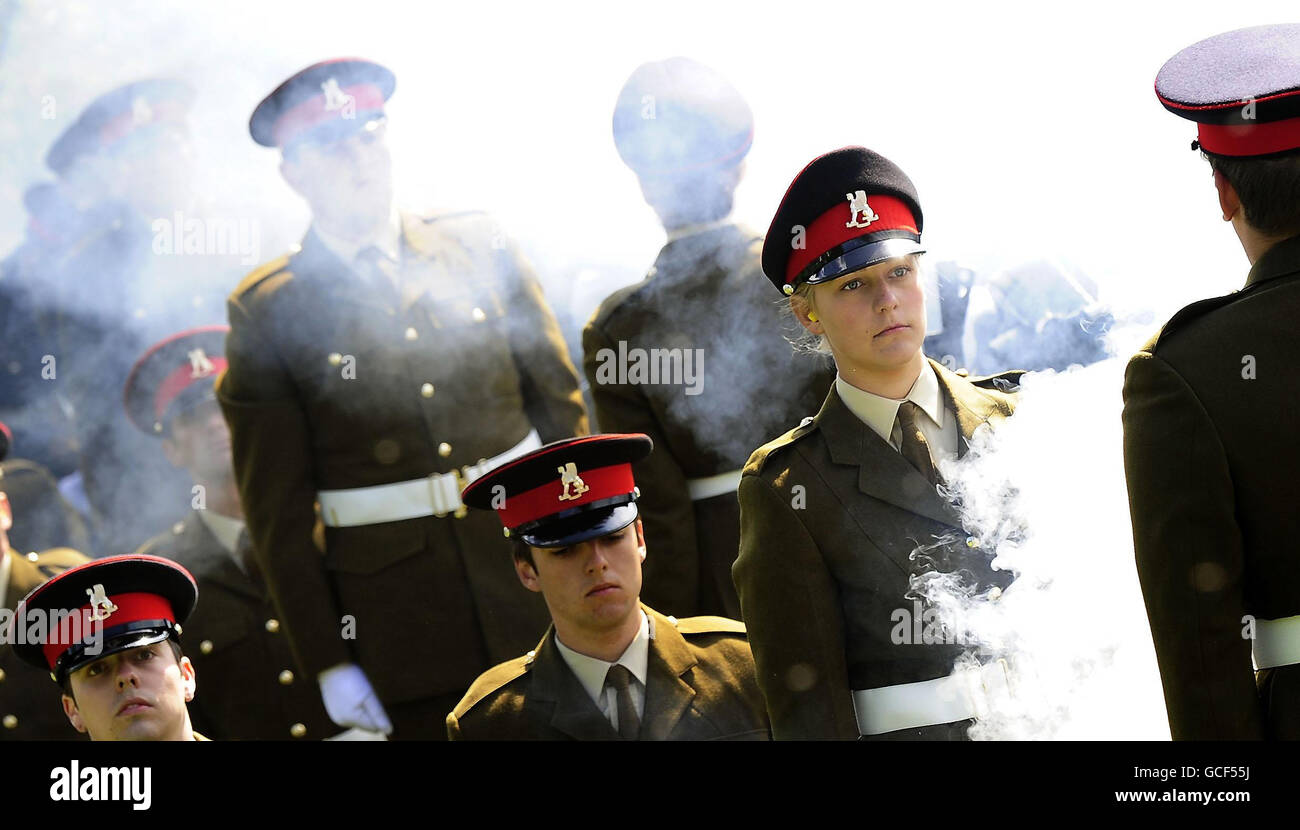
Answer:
[{"xmin": 732, "ymin": 147, "xmax": 1021, "ymax": 740}]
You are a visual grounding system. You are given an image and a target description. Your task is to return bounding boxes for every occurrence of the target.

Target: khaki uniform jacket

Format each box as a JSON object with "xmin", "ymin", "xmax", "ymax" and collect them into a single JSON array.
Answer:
[
  {"xmin": 733, "ymin": 360, "xmax": 1020, "ymax": 740},
  {"xmin": 0, "ymin": 546, "xmax": 89, "ymax": 741},
  {"xmin": 217, "ymin": 212, "xmax": 587, "ymax": 705},
  {"xmin": 582, "ymin": 225, "xmax": 834, "ymax": 618},
  {"xmin": 446, "ymin": 604, "xmax": 770, "ymax": 740},
  {"xmin": 1123, "ymin": 234, "xmax": 1300, "ymax": 740},
  {"xmin": 137, "ymin": 512, "xmax": 338, "ymax": 740}
]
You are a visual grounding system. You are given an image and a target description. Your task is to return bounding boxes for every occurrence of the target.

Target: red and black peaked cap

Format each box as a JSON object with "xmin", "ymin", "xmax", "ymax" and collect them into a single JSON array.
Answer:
[
  {"xmin": 45, "ymin": 78, "xmax": 194, "ymax": 175},
  {"xmin": 1156, "ymin": 24, "xmax": 1300, "ymax": 158},
  {"xmin": 761, "ymin": 146, "xmax": 925, "ymax": 296},
  {"xmin": 250, "ymin": 58, "xmax": 395, "ymax": 149},
  {"xmin": 461, "ymin": 434, "xmax": 653, "ymax": 548},
  {"xmin": 123, "ymin": 326, "xmax": 229, "ymax": 436},
  {"xmin": 10, "ymin": 554, "xmax": 197, "ymax": 684}
]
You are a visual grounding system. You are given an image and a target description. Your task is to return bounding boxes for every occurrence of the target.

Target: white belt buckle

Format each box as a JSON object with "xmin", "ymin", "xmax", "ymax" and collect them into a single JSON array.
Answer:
[{"xmin": 427, "ymin": 468, "xmax": 466, "ymax": 518}]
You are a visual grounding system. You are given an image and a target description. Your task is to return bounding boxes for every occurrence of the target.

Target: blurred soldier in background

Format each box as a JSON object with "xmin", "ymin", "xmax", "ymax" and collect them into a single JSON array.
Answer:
[
  {"xmin": 127, "ymin": 327, "xmax": 343, "ymax": 741},
  {"xmin": 0, "ymin": 421, "xmax": 91, "ymax": 556},
  {"xmin": 584, "ymin": 57, "xmax": 834, "ymax": 619},
  {"xmin": 218, "ymin": 58, "xmax": 587, "ymax": 739},
  {"xmin": 0, "ymin": 78, "xmax": 225, "ymax": 555},
  {"xmin": 967, "ymin": 259, "xmax": 1113, "ymax": 374},
  {"xmin": 0, "ymin": 423, "xmax": 90, "ymax": 741}
]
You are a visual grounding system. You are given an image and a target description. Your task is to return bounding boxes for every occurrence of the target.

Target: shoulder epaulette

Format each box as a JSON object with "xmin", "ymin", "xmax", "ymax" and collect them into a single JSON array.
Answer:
[
  {"xmin": 453, "ymin": 654, "xmax": 532, "ymax": 715},
  {"xmin": 231, "ymin": 254, "xmax": 292, "ymax": 298},
  {"xmin": 965, "ymin": 369, "xmax": 1027, "ymax": 393},
  {"xmin": 743, "ymin": 416, "xmax": 819, "ymax": 476},
  {"xmin": 673, "ymin": 615, "xmax": 747, "ymax": 636}
]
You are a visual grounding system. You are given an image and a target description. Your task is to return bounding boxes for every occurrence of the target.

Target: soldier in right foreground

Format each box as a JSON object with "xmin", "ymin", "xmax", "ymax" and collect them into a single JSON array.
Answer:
[{"xmin": 1124, "ymin": 24, "xmax": 1300, "ymax": 740}]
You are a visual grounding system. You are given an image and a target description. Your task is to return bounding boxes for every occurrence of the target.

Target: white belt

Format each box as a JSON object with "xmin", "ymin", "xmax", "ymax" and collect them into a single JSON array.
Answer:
[
  {"xmin": 317, "ymin": 429, "xmax": 541, "ymax": 527},
  {"xmin": 686, "ymin": 468, "xmax": 743, "ymax": 501},
  {"xmin": 1253, "ymin": 614, "xmax": 1300, "ymax": 670},
  {"xmin": 852, "ymin": 659, "xmax": 1013, "ymax": 736}
]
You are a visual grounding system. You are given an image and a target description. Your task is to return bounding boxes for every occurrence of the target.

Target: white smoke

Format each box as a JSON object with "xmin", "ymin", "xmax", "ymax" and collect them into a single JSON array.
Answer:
[{"xmin": 921, "ymin": 326, "xmax": 1171, "ymax": 740}]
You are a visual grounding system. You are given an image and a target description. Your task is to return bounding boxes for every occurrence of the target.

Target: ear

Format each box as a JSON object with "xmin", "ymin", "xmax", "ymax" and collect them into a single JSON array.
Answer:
[
  {"xmin": 179, "ymin": 656, "xmax": 196, "ymax": 702},
  {"xmin": 514, "ymin": 556, "xmax": 542, "ymax": 593},
  {"xmin": 634, "ymin": 519, "xmax": 646, "ymax": 561},
  {"xmin": 62, "ymin": 694, "xmax": 87, "ymax": 734},
  {"xmin": 1213, "ymin": 169, "xmax": 1241, "ymax": 222},
  {"xmin": 789, "ymin": 293, "xmax": 824, "ymax": 335},
  {"xmin": 0, "ymin": 492, "xmax": 11, "ymax": 533},
  {"xmin": 159, "ymin": 434, "xmax": 186, "ymax": 469}
]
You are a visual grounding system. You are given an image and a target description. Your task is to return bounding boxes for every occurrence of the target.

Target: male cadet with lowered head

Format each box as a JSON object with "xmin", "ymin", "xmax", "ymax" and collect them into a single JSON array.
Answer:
[
  {"xmin": 125, "ymin": 327, "xmax": 341, "ymax": 740},
  {"xmin": 449, "ymin": 434, "xmax": 769, "ymax": 740},
  {"xmin": 1, "ymin": 422, "xmax": 91, "ymax": 740},
  {"xmin": 218, "ymin": 58, "xmax": 587, "ymax": 739},
  {"xmin": 9, "ymin": 554, "xmax": 206, "ymax": 741},
  {"xmin": 584, "ymin": 58, "xmax": 833, "ymax": 620},
  {"xmin": 1124, "ymin": 24, "xmax": 1300, "ymax": 740}
]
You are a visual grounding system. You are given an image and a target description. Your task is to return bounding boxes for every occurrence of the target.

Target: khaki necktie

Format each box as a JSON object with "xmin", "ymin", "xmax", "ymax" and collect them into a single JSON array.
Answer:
[
  {"xmin": 896, "ymin": 401, "xmax": 940, "ymax": 486},
  {"xmin": 604, "ymin": 664, "xmax": 640, "ymax": 741}
]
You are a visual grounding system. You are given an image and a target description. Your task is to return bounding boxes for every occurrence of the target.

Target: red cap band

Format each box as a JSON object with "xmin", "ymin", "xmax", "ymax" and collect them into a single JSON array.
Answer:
[
  {"xmin": 41, "ymin": 592, "xmax": 177, "ymax": 670},
  {"xmin": 1196, "ymin": 116, "xmax": 1300, "ymax": 157},
  {"xmin": 96, "ymin": 99, "xmax": 188, "ymax": 148},
  {"xmin": 498, "ymin": 464, "xmax": 636, "ymax": 529},
  {"xmin": 785, "ymin": 194, "xmax": 919, "ymax": 285},
  {"xmin": 271, "ymin": 83, "xmax": 387, "ymax": 148},
  {"xmin": 153, "ymin": 356, "xmax": 227, "ymax": 421}
]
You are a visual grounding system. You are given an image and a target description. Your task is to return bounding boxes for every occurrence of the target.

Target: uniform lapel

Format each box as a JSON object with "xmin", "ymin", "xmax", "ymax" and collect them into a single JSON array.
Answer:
[
  {"xmin": 527, "ymin": 627, "xmax": 620, "ymax": 741},
  {"xmin": 929, "ymin": 359, "xmax": 1012, "ymax": 459},
  {"xmin": 817, "ymin": 388, "xmax": 956, "ymax": 527},
  {"xmin": 639, "ymin": 606, "xmax": 698, "ymax": 740},
  {"xmin": 185, "ymin": 513, "xmax": 263, "ymax": 601}
]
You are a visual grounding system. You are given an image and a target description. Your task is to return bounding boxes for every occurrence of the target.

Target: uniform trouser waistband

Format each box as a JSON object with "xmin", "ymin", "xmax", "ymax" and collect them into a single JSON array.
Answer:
[
  {"xmin": 1254, "ymin": 614, "xmax": 1300, "ymax": 670},
  {"xmin": 852, "ymin": 659, "xmax": 1012, "ymax": 736},
  {"xmin": 318, "ymin": 429, "xmax": 541, "ymax": 527}
]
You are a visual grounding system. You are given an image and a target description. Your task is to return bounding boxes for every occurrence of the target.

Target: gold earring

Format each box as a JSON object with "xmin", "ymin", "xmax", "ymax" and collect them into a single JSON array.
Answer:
[{"xmin": 807, "ymin": 311, "xmax": 819, "ymax": 323}]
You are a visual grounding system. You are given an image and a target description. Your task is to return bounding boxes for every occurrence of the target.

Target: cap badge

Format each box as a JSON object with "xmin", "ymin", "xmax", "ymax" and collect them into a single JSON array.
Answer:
[
  {"xmin": 86, "ymin": 584, "xmax": 118, "ymax": 622},
  {"xmin": 321, "ymin": 78, "xmax": 354, "ymax": 114},
  {"xmin": 187, "ymin": 348, "xmax": 215, "ymax": 379},
  {"xmin": 131, "ymin": 96, "xmax": 153, "ymax": 127},
  {"xmin": 845, "ymin": 190, "xmax": 879, "ymax": 229},
  {"xmin": 557, "ymin": 462, "xmax": 590, "ymax": 502}
]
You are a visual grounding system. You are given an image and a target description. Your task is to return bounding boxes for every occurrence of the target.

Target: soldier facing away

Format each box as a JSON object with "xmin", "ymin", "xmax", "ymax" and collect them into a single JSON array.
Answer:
[{"xmin": 1124, "ymin": 24, "xmax": 1300, "ymax": 740}]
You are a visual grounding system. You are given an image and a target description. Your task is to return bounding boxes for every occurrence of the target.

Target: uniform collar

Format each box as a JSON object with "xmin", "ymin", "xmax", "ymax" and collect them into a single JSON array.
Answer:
[
  {"xmin": 554, "ymin": 610, "xmax": 650, "ymax": 708},
  {"xmin": 1245, "ymin": 233, "xmax": 1300, "ymax": 289},
  {"xmin": 194, "ymin": 509, "xmax": 245, "ymax": 559},
  {"xmin": 310, "ymin": 206, "xmax": 401, "ymax": 268},
  {"xmin": 834, "ymin": 359, "xmax": 945, "ymax": 445}
]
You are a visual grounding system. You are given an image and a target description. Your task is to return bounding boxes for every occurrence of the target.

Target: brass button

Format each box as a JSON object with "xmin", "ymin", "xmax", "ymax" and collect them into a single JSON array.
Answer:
[
  {"xmin": 173, "ymin": 521, "xmax": 185, "ymax": 535},
  {"xmin": 26, "ymin": 552, "xmax": 38, "ymax": 562},
  {"xmin": 453, "ymin": 505, "xmax": 468, "ymax": 519},
  {"xmin": 438, "ymin": 442, "xmax": 452, "ymax": 458},
  {"xmin": 0, "ymin": 668, "xmax": 5, "ymax": 683},
  {"xmin": 471, "ymin": 307, "xmax": 487, "ymax": 323},
  {"xmin": 420, "ymin": 383, "xmax": 435, "ymax": 399},
  {"xmin": 328, "ymin": 352, "xmax": 342, "ymax": 366},
  {"xmin": 199, "ymin": 640, "xmax": 214, "ymax": 655},
  {"xmin": 278, "ymin": 670, "xmax": 294, "ymax": 685},
  {"xmin": 966, "ymin": 536, "xmax": 980, "ymax": 548},
  {"xmin": 3, "ymin": 715, "xmax": 16, "ymax": 729},
  {"xmin": 988, "ymin": 586, "xmax": 1003, "ymax": 601},
  {"xmin": 404, "ymin": 327, "xmax": 418, "ymax": 341},
  {"xmin": 290, "ymin": 723, "xmax": 307, "ymax": 738},
  {"xmin": 265, "ymin": 619, "xmax": 280, "ymax": 633}
]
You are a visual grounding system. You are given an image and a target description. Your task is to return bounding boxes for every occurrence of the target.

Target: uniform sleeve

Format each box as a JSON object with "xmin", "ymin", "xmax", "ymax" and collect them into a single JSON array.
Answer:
[
  {"xmin": 216, "ymin": 297, "xmax": 352, "ymax": 678},
  {"xmin": 497, "ymin": 242, "xmax": 588, "ymax": 442},
  {"xmin": 732, "ymin": 472, "xmax": 857, "ymax": 739},
  {"xmin": 582, "ymin": 317, "xmax": 699, "ymax": 617},
  {"xmin": 1122, "ymin": 349, "xmax": 1264, "ymax": 740}
]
